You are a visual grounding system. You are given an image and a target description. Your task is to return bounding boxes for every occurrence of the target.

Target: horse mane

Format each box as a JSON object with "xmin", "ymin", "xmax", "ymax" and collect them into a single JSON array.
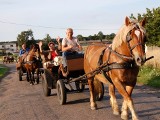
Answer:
[{"xmin": 112, "ymin": 18, "xmax": 145, "ymax": 50}]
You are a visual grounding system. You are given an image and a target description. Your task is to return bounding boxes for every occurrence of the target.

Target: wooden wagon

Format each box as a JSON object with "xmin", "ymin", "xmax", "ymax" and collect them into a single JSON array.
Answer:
[{"xmin": 40, "ymin": 53, "xmax": 104, "ymax": 105}]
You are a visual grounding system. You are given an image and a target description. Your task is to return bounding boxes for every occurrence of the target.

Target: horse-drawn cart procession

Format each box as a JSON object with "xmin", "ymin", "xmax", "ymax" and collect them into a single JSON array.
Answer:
[{"xmin": 13, "ymin": 17, "xmax": 155, "ymax": 120}]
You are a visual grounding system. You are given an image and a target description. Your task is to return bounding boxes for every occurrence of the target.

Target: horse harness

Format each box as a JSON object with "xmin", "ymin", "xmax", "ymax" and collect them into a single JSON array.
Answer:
[
  {"xmin": 23, "ymin": 54, "xmax": 41, "ymax": 65},
  {"xmin": 96, "ymin": 25, "xmax": 146, "ymax": 84},
  {"xmin": 97, "ymin": 46, "xmax": 136, "ymax": 84}
]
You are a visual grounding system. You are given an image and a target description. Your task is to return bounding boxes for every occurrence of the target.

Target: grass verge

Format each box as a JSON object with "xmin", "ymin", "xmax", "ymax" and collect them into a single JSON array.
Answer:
[
  {"xmin": 0, "ymin": 64, "xmax": 8, "ymax": 77},
  {"xmin": 138, "ymin": 65, "xmax": 160, "ymax": 88}
]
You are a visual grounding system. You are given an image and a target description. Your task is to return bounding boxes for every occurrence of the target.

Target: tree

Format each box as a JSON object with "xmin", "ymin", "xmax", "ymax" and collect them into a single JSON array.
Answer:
[
  {"xmin": 77, "ymin": 35, "xmax": 84, "ymax": 41},
  {"xmin": 97, "ymin": 31, "xmax": 104, "ymax": 42},
  {"xmin": 130, "ymin": 7, "xmax": 160, "ymax": 46},
  {"xmin": 41, "ymin": 34, "xmax": 52, "ymax": 50},
  {"xmin": 17, "ymin": 29, "xmax": 35, "ymax": 49},
  {"xmin": 43, "ymin": 34, "xmax": 52, "ymax": 43},
  {"xmin": 105, "ymin": 33, "xmax": 115, "ymax": 41}
]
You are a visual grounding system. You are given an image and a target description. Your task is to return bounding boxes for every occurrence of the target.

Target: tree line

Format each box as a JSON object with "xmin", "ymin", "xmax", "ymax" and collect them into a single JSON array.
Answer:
[
  {"xmin": 17, "ymin": 6, "xmax": 160, "ymax": 49},
  {"xmin": 131, "ymin": 7, "xmax": 160, "ymax": 46},
  {"xmin": 17, "ymin": 29, "xmax": 115, "ymax": 50}
]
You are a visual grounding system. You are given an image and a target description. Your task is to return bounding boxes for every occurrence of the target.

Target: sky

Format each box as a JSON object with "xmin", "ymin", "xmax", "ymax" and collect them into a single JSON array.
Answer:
[{"xmin": 0, "ymin": 0, "xmax": 160, "ymax": 42}]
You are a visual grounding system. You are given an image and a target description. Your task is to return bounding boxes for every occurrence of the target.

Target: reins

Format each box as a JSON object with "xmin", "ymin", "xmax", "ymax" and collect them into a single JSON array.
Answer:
[
  {"xmin": 97, "ymin": 46, "xmax": 136, "ymax": 84},
  {"xmin": 68, "ymin": 46, "xmax": 135, "ymax": 84}
]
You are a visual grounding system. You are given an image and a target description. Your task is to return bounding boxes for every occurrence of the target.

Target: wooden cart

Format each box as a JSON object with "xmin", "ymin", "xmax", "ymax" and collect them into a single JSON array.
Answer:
[{"xmin": 40, "ymin": 54, "xmax": 104, "ymax": 105}]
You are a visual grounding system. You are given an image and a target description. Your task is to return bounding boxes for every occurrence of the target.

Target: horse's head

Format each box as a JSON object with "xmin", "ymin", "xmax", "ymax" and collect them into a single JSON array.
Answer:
[
  {"xmin": 125, "ymin": 17, "xmax": 147, "ymax": 66},
  {"xmin": 113, "ymin": 17, "xmax": 147, "ymax": 66},
  {"xmin": 30, "ymin": 44, "xmax": 40, "ymax": 52},
  {"xmin": 34, "ymin": 44, "xmax": 41, "ymax": 60},
  {"xmin": 25, "ymin": 44, "xmax": 41, "ymax": 62}
]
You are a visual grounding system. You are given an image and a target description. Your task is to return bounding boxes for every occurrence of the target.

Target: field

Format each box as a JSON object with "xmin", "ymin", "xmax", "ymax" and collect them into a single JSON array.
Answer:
[
  {"xmin": 137, "ymin": 46, "xmax": 160, "ymax": 88},
  {"xmin": 145, "ymin": 46, "xmax": 160, "ymax": 68}
]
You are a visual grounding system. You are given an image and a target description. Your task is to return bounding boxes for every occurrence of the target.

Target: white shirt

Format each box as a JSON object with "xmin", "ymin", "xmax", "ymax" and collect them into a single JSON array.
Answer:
[{"xmin": 62, "ymin": 37, "xmax": 80, "ymax": 51}]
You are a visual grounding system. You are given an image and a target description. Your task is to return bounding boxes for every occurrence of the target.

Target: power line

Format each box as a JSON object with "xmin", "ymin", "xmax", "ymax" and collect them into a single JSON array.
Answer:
[
  {"xmin": 0, "ymin": 20, "xmax": 65, "ymax": 29},
  {"xmin": 0, "ymin": 20, "xmax": 118, "ymax": 30}
]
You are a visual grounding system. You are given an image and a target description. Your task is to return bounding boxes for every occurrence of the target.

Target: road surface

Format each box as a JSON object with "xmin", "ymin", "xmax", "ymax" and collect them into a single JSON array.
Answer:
[{"xmin": 0, "ymin": 63, "xmax": 160, "ymax": 120}]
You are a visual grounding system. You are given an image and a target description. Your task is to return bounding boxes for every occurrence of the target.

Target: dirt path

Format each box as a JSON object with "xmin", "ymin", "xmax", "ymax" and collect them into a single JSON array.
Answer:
[{"xmin": 0, "ymin": 63, "xmax": 160, "ymax": 120}]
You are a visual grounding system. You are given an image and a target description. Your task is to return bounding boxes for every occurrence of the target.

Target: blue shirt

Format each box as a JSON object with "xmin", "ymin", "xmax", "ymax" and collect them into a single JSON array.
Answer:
[{"xmin": 19, "ymin": 48, "xmax": 30, "ymax": 56}]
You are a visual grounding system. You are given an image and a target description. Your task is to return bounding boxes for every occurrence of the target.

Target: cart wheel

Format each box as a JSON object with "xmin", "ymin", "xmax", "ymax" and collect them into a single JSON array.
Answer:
[
  {"xmin": 94, "ymin": 79, "xmax": 104, "ymax": 101},
  {"xmin": 75, "ymin": 81, "xmax": 85, "ymax": 92},
  {"xmin": 42, "ymin": 73, "xmax": 51, "ymax": 96},
  {"xmin": 56, "ymin": 79, "xmax": 66, "ymax": 105},
  {"xmin": 18, "ymin": 68, "xmax": 23, "ymax": 81}
]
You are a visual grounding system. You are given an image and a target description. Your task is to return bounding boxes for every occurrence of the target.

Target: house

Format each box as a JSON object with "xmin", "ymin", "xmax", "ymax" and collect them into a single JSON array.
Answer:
[{"xmin": 0, "ymin": 42, "xmax": 18, "ymax": 54}]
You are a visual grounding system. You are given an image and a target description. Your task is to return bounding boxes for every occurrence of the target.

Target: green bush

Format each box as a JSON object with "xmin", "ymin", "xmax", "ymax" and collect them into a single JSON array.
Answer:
[
  {"xmin": 0, "ymin": 65, "xmax": 8, "ymax": 77},
  {"xmin": 138, "ymin": 65, "xmax": 160, "ymax": 88}
]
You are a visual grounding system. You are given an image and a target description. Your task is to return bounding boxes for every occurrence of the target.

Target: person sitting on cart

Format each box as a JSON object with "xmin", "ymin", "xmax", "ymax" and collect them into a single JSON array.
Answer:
[
  {"xmin": 18, "ymin": 43, "xmax": 30, "ymax": 62},
  {"xmin": 19, "ymin": 43, "xmax": 30, "ymax": 56},
  {"xmin": 61, "ymin": 28, "xmax": 83, "ymax": 73},
  {"xmin": 16, "ymin": 43, "xmax": 30, "ymax": 69},
  {"xmin": 38, "ymin": 37, "xmax": 61, "ymax": 65}
]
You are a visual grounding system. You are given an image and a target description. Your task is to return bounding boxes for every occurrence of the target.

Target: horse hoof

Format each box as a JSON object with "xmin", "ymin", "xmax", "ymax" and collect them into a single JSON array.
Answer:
[
  {"xmin": 113, "ymin": 110, "xmax": 120, "ymax": 115},
  {"xmin": 91, "ymin": 106, "xmax": 97, "ymax": 110},
  {"xmin": 30, "ymin": 83, "xmax": 34, "ymax": 85},
  {"xmin": 121, "ymin": 114, "xmax": 128, "ymax": 120},
  {"xmin": 91, "ymin": 104, "xmax": 97, "ymax": 110},
  {"xmin": 132, "ymin": 117, "xmax": 139, "ymax": 120},
  {"xmin": 34, "ymin": 82, "xmax": 37, "ymax": 85}
]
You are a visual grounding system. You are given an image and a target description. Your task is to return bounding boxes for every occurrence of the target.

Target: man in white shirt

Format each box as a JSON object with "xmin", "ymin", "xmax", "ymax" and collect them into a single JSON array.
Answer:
[{"xmin": 62, "ymin": 28, "xmax": 83, "ymax": 72}]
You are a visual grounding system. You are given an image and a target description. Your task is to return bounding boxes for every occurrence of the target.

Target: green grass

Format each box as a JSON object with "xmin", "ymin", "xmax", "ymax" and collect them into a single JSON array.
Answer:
[
  {"xmin": 138, "ymin": 65, "xmax": 160, "ymax": 88},
  {"xmin": 0, "ymin": 65, "xmax": 8, "ymax": 77}
]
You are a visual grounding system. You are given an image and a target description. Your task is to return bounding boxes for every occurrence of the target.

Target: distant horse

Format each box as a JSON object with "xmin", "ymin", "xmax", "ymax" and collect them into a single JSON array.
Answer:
[
  {"xmin": 23, "ymin": 44, "xmax": 41, "ymax": 85},
  {"xmin": 2, "ymin": 56, "xmax": 14, "ymax": 64},
  {"xmin": 8, "ymin": 56, "xmax": 14, "ymax": 62},
  {"xmin": 3, "ymin": 56, "xmax": 9, "ymax": 64},
  {"xmin": 84, "ymin": 17, "xmax": 147, "ymax": 120}
]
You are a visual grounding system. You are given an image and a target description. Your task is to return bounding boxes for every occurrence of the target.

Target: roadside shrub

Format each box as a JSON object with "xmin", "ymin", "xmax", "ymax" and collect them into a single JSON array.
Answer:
[{"xmin": 138, "ymin": 65, "xmax": 160, "ymax": 88}]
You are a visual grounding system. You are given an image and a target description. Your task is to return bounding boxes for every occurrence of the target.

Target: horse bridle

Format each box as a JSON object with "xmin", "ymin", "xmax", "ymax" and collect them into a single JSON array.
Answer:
[{"xmin": 126, "ymin": 25, "xmax": 145, "ymax": 58}]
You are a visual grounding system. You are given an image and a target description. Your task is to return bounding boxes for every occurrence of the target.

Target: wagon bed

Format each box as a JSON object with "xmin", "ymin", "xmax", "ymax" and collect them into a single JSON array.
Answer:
[{"xmin": 40, "ymin": 54, "xmax": 104, "ymax": 105}]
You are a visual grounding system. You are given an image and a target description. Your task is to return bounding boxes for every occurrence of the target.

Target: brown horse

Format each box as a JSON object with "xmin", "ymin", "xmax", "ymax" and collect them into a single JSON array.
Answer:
[
  {"xmin": 23, "ymin": 44, "xmax": 41, "ymax": 85},
  {"xmin": 84, "ymin": 17, "xmax": 147, "ymax": 120},
  {"xmin": 3, "ymin": 56, "xmax": 9, "ymax": 64}
]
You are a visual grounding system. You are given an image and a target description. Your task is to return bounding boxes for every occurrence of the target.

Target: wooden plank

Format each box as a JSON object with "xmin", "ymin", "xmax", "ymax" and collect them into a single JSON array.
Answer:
[{"xmin": 67, "ymin": 58, "xmax": 84, "ymax": 71}]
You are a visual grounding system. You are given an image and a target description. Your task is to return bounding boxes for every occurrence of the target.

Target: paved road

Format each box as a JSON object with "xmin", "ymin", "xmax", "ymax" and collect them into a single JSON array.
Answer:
[{"xmin": 0, "ymin": 63, "xmax": 160, "ymax": 120}]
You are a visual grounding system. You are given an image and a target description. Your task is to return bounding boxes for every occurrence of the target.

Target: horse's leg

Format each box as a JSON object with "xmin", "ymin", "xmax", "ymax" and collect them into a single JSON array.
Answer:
[
  {"xmin": 121, "ymin": 85, "xmax": 129, "ymax": 120},
  {"xmin": 30, "ymin": 64, "xmax": 35, "ymax": 85},
  {"xmin": 113, "ymin": 79, "xmax": 138, "ymax": 120},
  {"xmin": 28, "ymin": 70, "xmax": 33, "ymax": 85},
  {"xmin": 109, "ymin": 84, "xmax": 120, "ymax": 115},
  {"xmin": 26, "ymin": 71, "xmax": 29, "ymax": 82},
  {"xmin": 36, "ymin": 68, "xmax": 39, "ymax": 84},
  {"xmin": 121, "ymin": 85, "xmax": 137, "ymax": 120},
  {"xmin": 31, "ymin": 69, "xmax": 35, "ymax": 85},
  {"xmin": 88, "ymin": 78, "xmax": 97, "ymax": 110}
]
